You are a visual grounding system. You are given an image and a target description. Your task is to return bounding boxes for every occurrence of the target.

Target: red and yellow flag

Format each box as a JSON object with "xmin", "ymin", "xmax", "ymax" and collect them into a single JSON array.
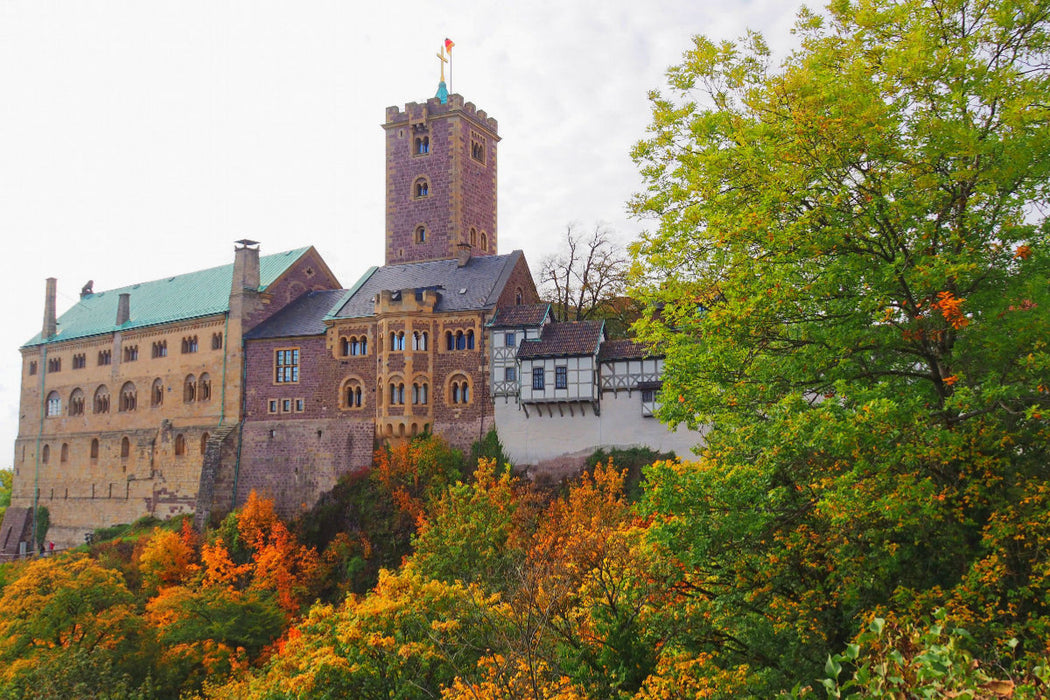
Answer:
[{"xmin": 445, "ymin": 38, "xmax": 455, "ymax": 53}]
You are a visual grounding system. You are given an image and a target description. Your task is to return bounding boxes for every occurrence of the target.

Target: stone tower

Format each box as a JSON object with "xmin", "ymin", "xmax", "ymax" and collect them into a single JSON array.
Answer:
[{"xmin": 382, "ymin": 89, "xmax": 499, "ymax": 265}]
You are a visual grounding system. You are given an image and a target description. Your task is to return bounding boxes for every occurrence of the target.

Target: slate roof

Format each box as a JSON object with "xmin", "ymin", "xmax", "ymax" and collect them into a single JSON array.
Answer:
[
  {"xmin": 487, "ymin": 303, "xmax": 551, "ymax": 328},
  {"xmin": 329, "ymin": 251, "xmax": 524, "ymax": 319},
  {"xmin": 516, "ymin": 320, "xmax": 605, "ymax": 360},
  {"xmin": 24, "ymin": 248, "xmax": 313, "ymax": 347},
  {"xmin": 245, "ymin": 289, "xmax": 348, "ymax": 340},
  {"xmin": 597, "ymin": 338, "xmax": 658, "ymax": 362}
]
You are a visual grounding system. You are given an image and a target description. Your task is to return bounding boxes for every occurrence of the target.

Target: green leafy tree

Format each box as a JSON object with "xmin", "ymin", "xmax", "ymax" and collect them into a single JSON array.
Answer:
[
  {"xmin": 0, "ymin": 468, "xmax": 12, "ymax": 525},
  {"xmin": 631, "ymin": 0, "xmax": 1050, "ymax": 692},
  {"xmin": 0, "ymin": 554, "xmax": 154, "ymax": 696}
]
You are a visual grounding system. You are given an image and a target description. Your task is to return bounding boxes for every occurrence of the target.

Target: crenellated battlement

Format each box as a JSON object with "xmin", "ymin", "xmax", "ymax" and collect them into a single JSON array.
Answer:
[
  {"xmin": 374, "ymin": 287, "xmax": 441, "ymax": 316},
  {"xmin": 384, "ymin": 94, "xmax": 498, "ymax": 135}
]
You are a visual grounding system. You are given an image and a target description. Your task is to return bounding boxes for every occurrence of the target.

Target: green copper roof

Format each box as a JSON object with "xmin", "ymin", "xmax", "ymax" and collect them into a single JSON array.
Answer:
[
  {"xmin": 435, "ymin": 80, "xmax": 449, "ymax": 104},
  {"xmin": 23, "ymin": 247, "xmax": 311, "ymax": 347}
]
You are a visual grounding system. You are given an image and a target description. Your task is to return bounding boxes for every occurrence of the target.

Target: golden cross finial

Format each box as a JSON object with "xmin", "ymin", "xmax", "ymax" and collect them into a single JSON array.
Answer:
[{"xmin": 436, "ymin": 45, "xmax": 448, "ymax": 83}]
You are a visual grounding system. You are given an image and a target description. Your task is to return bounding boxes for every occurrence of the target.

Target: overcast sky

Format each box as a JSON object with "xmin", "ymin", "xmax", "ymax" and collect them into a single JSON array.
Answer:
[{"xmin": 0, "ymin": 0, "xmax": 803, "ymax": 461}]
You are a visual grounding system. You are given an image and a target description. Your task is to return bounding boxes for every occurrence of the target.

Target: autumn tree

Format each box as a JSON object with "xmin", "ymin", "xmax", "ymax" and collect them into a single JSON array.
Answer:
[
  {"xmin": 539, "ymin": 222, "xmax": 633, "ymax": 327},
  {"xmin": 630, "ymin": 0, "xmax": 1050, "ymax": 692},
  {"xmin": 0, "ymin": 554, "xmax": 153, "ymax": 696}
]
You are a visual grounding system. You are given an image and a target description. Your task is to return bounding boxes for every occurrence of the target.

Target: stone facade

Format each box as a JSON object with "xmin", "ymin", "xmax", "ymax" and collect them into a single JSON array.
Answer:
[
  {"xmin": 384, "ymin": 94, "xmax": 499, "ymax": 265},
  {"xmin": 3, "ymin": 244, "xmax": 340, "ymax": 550}
]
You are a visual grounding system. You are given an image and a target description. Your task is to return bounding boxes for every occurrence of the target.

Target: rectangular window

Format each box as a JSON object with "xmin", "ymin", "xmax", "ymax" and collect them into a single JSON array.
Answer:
[
  {"xmin": 282, "ymin": 399, "xmax": 292, "ymax": 413},
  {"xmin": 294, "ymin": 398, "xmax": 305, "ymax": 412},
  {"xmin": 28, "ymin": 361, "xmax": 37, "ymax": 376},
  {"xmin": 555, "ymin": 366, "xmax": 568, "ymax": 389},
  {"xmin": 505, "ymin": 332, "xmax": 516, "ymax": 347},
  {"xmin": 532, "ymin": 366, "xmax": 545, "ymax": 390},
  {"xmin": 268, "ymin": 400, "xmax": 278, "ymax": 414},
  {"xmin": 505, "ymin": 367, "xmax": 517, "ymax": 382},
  {"xmin": 275, "ymin": 348, "xmax": 300, "ymax": 383}
]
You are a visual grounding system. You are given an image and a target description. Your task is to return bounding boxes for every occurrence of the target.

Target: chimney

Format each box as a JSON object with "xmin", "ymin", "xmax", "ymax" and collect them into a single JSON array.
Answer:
[
  {"xmin": 456, "ymin": 242, "xmax": 472, "ymax": 268},
  {"xmin": 233, "ymin": 239, "xmax": 261, "ymax": 292},
  {"xmin": 42, "ymin": 278, "xmax": 57, "ymax": 339},
  {"xmin": 116, "ymin": 293, "xmax": 131, "ymax": 326}
]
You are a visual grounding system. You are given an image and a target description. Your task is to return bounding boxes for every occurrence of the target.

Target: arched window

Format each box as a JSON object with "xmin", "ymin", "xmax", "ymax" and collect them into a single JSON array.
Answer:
[
  {"xmin": 184, "ymin": 375, "xmax": 196, "ymax": 403},
  {"xmin": 415, "ymin": 135, "xmax": 429, "ymax": 154},
  {"xmin": 151, "ymin": 379, "xmax": 164, "ymax": 407},
  {"xmin": 90, "ymin": 438, "xmax": 99, "ymax": 460},
  {"xmin": 415, "ymin": 226, "xmax": 427, "ymax": 244},
  {"xmin": 46, "ymin": 391, "xmax": 61, "ymax": 417},
  {"xmin": 481, "ymin": 232, "xmax": 488, "ymax": 251},
  {"xmin": 413, "ymin": 380, "xmax": 429, "ymax": 405},
  {"xmin": 467, "ymin": 329, "xmax": 475, "ymax": 350},
  {"xmin": 42, "ymin": 444, "xmax": 50, "ymax": 463},
  {"xmin": 412, "ymin": 331, "xmax": 428, "ymax": 351},
  {"xmin": 360, "ymin": 336, "xmax": 368, "ymax": 355},
  {"xmin": 212, "ymin": 332, "xmax": 223, "ymax": 350},
  {"xmin": 61, "ymin": 443, "xmax": 69, "ymax": 463},
  {"xmin": 175, "ymin": 433, "xmax": 186, "ymax": 456},
  {"xmin": 515, "ymin": 288, "xmax": 524, "ymax": 305},
  {"xmin": 455, "ymin": 331, "xmax": 465, "ymax": 350},
  {"xmin": 414, "ymin": 177, "xmax": 429, "ymax": 198},
  {"xmin": 390, "ymin": 331, "xmax": 405, "ymax": 351},
  {"xmin": 448, "ymin": 374, "xmax": 472, "ymax": 405},
  {"xmin": 470, "ymin": 227, "xmax": 477, "ymax": 247},
  {"xmin": 94, "ymin": 385, "xmax": 110, "ymax": 414},
  {"xmin": 121, "ymin": 436, "xmax": 130, "ymax": 459},
  {"xmin": 119, "ymin": 382, "xmax": 137, "ymax": 412},
  {"xmin": 446, "ymin": 331, "xmax": 454, "ymax": 351},
  {"xmin": 342, "ymin": 377, "xmax": 364, "ymax": 409},
  {"xmin": 69, "ymin": 389, "xmax": 85, "ymax": 416},
  {"xmin": 341, "ymin": 337, "xmax": 350, "ymax": 356},
  {"xmin": 199, "ymin": 373, "xmax": 212, "ymax": 402}
]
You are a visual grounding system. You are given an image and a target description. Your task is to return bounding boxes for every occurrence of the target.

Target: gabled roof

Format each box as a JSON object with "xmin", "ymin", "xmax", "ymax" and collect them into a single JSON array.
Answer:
[
  {"xmin": 329, "ymin": 251, "xmax": 525, "ymax": 319},
  {"xmin": 597, "ymin": 338, "xmax": 659, "ymax": 362},
  {"xmin": 23, "ymin": 248, "xmax": 312, "ymax": 347},
  {"xmin": 517, "ymin": 320, "xmax": 605, "ymax": 360},
  {"xmin": 487, "ymin": 302, "xmax": 551, "ymax": 328},
  {"xmin": 245, "ymin": 289, "xmax": 348, "ymax": 340}
]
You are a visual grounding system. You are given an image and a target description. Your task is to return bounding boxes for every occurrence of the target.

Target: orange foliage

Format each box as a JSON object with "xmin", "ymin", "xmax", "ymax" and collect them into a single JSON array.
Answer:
[{"xmin": 931, "ymin": 290, "xmax": 970, "ymax": 329}]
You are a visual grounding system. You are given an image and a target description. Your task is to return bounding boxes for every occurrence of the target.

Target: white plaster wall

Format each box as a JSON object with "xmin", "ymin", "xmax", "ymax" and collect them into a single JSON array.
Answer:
[{"xmin": 495, "ymin": 391, "xmax": 705, "ymax": 466}]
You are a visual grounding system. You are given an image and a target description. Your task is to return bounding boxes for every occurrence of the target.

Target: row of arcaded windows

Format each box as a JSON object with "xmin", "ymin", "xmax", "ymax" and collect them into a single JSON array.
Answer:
[
  {"xmin": 388, "ymin": 331, "xmax": 429, "ymax": 352},
  {"xmin": 45, "ymin": 375, "xmax": 212, "ymax": 417},
  {"xmin": 340, "ymin": 335, "xmax": 368, "ymax": 356},
  {"xmin": 445, "ymin": 329, "xmax": 475, "ymax": 351},
  {"xmin": 338, "ymin": 375, "xmax": 470, "ymax": 410},
  {"xmin": 38, "ymin": 432, "xmax": 210, "ymax": 464},
  {"xmin": 33, "ymin": 334, "xmax": 223, "ymax": 375}
]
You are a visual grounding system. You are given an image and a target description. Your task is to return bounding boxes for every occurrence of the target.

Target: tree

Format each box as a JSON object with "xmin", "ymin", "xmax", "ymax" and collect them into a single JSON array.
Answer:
[
  {"xmin": 0, "ymin": 554, "xmax": 153, "ymax": 694},
  {"xmin": 630, "ymin": 0, "xmax": 1050, "ymax": 692},
  {"xmin": 0, "ymin": 468, "xmax": 11, "ymax": 525},
  {"xmin": 539, "ymin": 222, "xmax": 632, "ymax": 326}
]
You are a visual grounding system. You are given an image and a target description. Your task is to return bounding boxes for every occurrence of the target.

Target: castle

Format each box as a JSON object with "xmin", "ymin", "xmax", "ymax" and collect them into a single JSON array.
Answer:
[{"xmin": 1, "ymin": 80, "xmax": 701, "ymax": 554}]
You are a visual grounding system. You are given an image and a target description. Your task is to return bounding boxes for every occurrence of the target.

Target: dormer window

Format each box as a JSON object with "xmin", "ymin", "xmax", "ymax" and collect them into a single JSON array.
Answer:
[{"xmin": 414, "ymin": 177, "xmax": 429, "ymax": 198}]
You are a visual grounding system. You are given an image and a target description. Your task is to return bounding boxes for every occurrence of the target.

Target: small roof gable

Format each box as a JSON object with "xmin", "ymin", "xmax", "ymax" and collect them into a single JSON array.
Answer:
[
  {"xmin": 487, "ymin": 302, "xmax": 551, "ymax": 328},
  {"xmin": 245, "ymin": 289, "xmax": 348, "ymax": 340},
  {"xmin": 329, "ymin": 252, "xmax": 524, "ymax": 319},
  {"xmin": 517, "ymin": 320, "xmax": 605, "ymax": 360},
  {"xmin": 23, "ymin": 248, "xmax": 312, "ymax": 347},
  {"xmin": 597, "ymin": 338, "xmax": 659, "ymax": 362}
]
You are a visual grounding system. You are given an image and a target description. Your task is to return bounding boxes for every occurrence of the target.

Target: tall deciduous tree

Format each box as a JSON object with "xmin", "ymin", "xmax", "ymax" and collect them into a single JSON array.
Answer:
[
  {"xmin": 630, "ymin": 0, "xmax": 1050, "ymax": 692},
  {"xmin": 539, "ymin": 223, "xmax": 632, "ymax": 326}
]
